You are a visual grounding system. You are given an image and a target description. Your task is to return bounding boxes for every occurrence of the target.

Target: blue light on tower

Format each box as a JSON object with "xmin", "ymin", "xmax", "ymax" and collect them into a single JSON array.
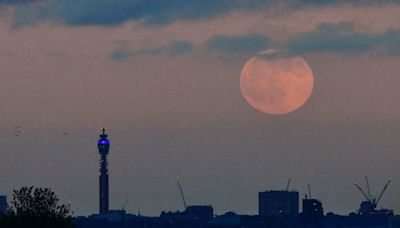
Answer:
[{"xmin": 98, "ymin": 139, "xmax": 110, "ymax": 145}]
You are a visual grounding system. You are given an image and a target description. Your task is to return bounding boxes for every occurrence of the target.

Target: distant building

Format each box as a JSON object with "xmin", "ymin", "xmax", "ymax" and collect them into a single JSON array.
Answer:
[
  {"xmin": 389, "ymin": 215, "xmax": 400, "ymax": 227},
  {"xmin": 160, "ymin": 205, "xmax": 214, "ymax": 222},
  {"xmin": 358, "ymin": 201, "xmax": 393, "ymax": 216},
  {"xmin": 210, "ymin": 212, "xmax": 240, "ymax": 227},
  {"xmin": 325, "ymin": 213, "xmax": 392, "ymax": 227},
  {"xmin": 302, "ymin": 198, "xmax": 323, "ymax": 217},
  {"xmin": 258, "ymin": 190, "xmax": 299, "ymax": 216},
  {"xmin": 0, "ymin": 196, "xmax": 6, "ymax": 214},
  {"xmin": 88, "ymin": 210, "xmax": 129, "ymax": 222},
  {"xmin": 359, "ymin": 201, "xmax": 376, "ymax": 216},
  {"xmin": 184, "ymin": 205, "xmax": 213, "ymax": 220}
]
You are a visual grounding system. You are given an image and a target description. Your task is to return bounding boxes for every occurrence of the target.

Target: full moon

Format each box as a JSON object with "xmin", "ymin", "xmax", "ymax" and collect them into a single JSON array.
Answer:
[{"xmin": 240, "ymin": 50, "xmax": 314, "ymax": 115}]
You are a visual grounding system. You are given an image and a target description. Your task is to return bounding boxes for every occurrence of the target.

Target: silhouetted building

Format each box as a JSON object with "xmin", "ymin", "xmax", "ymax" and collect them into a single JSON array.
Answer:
[
  {"xmin": 160, "ymin": 205, "xmax": 214, "ymax": 222},
  {"xmin": 302, "ymin": 198, "xmax": 323, "ymax": 217},
  {"xmin": 389, "ymin": 216, "xmax": 400, "ymax": 228},
  {"xmin": 0, "ymin": 196, "xmax": 6, "ymax": 214},
  {"xmin": 359, "ymin": 201, "xmax": 375, "ymax": 216},
  {"xmin": 210, "ymin": 212, "xmax": 240, "ymax": 227},
  {"xmin": 88, "ymin": 210, "xmax": 129, "ymax": 222},
  {"xmin": 184, "ymin": 206, "xmax": 213, "ymax": 221},
  {"xmin": 325, "ymin": 212, "xmax": 393, "ymax": 228},
  {"xmin": 241, "ymin": 215, "xmax": 300, "ymax": 227},
  {"xmin": 259, "ymin": 190, "xmax": 299, "ymax": 216},
  {"xmin": 98, "ymin": 128, "xmax": 110, "ymax": 214},
  {"xmin": 358, "ymin": 201, "xmax": 393, "ymax": 216}
]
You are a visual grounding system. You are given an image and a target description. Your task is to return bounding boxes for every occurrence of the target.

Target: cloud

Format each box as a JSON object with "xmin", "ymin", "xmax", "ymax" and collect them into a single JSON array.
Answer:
[
  {"xmin": 9, "ymin": 0, "xmax": 400, "ymax": 28},
  {"xmin": 207, "ymin": 34, "xmax": 269, "ymax": 53},
  {"xmin": 202, "ymin": 23, "xmax": 400, "ymax": 58},
  {"xmin": 10, "ymin": 0, "xmax": 271, "ymax": 27},
  {"xmin": 285, "ymin": 22, "xmax": 400, "ymax": 57},
  {"xmin": 109, "ymin": 40, "xmax": 193, "ymax": 61},
  {"xmin": 46, "ymin": 51, "xmax": 68, "ymax": 59},
  {"xmin": 110, "ymin": 48, "xmax": 134, "ymax": 61},
  {"xmin": 109, "ymin": 41, "xmax": 134, "ymax": 61},
  {"xmin": 289, "ymin": 0, "xmax": 400, "ymax": 11},
  {"xmin": 167, "ymin": 41, "xmax": 193, "ymax": 55},
  {"xmin": 0, "ymin": 0, "xmax": 44, "ymax": 5}
]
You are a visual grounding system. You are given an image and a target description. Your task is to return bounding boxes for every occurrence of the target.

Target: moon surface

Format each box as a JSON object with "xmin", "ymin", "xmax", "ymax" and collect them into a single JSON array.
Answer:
[{"xmin": 240, "ymin": 51, "xmax": 314, "ymax": 115}]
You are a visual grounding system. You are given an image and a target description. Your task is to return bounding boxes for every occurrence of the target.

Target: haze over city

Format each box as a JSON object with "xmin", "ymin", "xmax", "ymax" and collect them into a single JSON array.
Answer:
[{"xmin": 0, "ymin": 0, "xmax": 400, "ymax": 218}]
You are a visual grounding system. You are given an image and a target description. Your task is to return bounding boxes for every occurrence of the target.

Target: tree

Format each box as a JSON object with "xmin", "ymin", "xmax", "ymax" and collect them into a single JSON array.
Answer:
[{"xmin": 0, "ymin": 186, "xmax": 73, "ymax": 228}]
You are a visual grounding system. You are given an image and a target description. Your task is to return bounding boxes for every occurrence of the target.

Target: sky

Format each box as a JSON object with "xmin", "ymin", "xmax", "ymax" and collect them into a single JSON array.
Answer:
[{"xmin": 1, "ymin": 0, "xmax": 400, "ymax": 216}]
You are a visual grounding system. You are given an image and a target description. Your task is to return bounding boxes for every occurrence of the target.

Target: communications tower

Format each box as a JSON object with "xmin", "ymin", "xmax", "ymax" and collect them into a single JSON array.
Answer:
[{"xmin": 98, "ymin": 127, "xmax": 110, "ymax": 214}]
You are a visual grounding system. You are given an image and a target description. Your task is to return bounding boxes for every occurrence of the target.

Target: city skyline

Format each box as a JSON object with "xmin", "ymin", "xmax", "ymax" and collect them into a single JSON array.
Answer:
[{"xmin": 0, "ymin": 0, "xmax": 400, "ymax": 216}]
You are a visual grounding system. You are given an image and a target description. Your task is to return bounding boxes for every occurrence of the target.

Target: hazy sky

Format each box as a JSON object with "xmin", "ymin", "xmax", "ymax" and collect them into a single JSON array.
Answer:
[{"xmin": 1, "ymin": 0, "xmax": 400, "ymax": 216}]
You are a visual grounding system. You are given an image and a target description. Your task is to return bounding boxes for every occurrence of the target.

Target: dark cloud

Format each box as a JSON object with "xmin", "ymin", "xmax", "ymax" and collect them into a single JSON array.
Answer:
[
  {"xmin": 0, "ymin": 0, "xmax": 44, "ymax": 5},
  {"xmin": 285, "ymin": 22, "xmax": 400, "ymax": 57},
  {"xmin": 11, "ymin": 0, "xmax": 270, "ymax": 27},
  {"xmin": 207, "ymin": 34, "xmax": 269, "ymax": 53},
  {"xmin": 9, "ymin": 0, "xmax": 400, "ymax": 28}
]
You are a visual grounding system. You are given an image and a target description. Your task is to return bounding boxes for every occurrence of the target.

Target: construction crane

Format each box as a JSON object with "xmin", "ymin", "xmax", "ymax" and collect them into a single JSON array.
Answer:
[
  {"xmin": 121, "ymin": 198, "xmax": 129, "ymax": 211},
  {"xmin": 177, "ymin": 181, "xmax": 188, "ymax": 210},
  {"xmin": 376, "ymin": 180, "xmax": 391, "ymax": 205},
  {"xmin": 354, "ymin": 176, "xmax": 391, "ymax": 210},
  {"xmin": 285, "ymin": 178, "xmax": 292, "ymax": 191}
]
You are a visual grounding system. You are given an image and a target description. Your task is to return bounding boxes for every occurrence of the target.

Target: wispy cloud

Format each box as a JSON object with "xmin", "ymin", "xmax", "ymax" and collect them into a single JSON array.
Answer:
[
  {"xmin": 202, "ymin": 23, "xmax": 400, "ymax": 59},
  {"xmin": 167, "ymin": 41, "xmax": 193, "ymax": 55},
  {"xmin": 285, "ymin": 22, "xmax": 400, "ymax": 57},
  {"xmin": 110, "ymin": 48, "xmax": 134, "ymax": 61},
  {"xmin": 207, "ymin": 34, "xmax": 269, "ymax": 53},
  {"xmin": 109, "ymin": 40, "xmax": 193, "ymax": 61},
  {"xmin": 109, "ymin": 41, "xmax": 133, "ymax": 61}
]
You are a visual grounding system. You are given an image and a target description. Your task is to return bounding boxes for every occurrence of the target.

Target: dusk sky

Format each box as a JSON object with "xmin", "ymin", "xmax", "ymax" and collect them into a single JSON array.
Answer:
[{"xmin": 1, "ymin": 0, "xmax": 400, "ymax": 216}]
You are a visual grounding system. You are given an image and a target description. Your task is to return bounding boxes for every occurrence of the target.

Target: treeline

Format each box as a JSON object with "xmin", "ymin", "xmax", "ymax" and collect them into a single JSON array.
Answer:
[{"xmin": 0, "ymin": 186, "xmax": 73, "ymax": 228}]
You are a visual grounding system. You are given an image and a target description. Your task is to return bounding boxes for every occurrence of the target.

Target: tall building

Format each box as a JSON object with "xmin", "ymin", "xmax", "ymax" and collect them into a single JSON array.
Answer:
[
  {"xmin": 0, "ymin": 196, "xmax": 6, "ymax": 214},
  {"xmin": 258, "ymin": 190, "xmax": 299, "ymax": 216},
  {"xmin": 98, "ymin": 128, "xmax": 110, "ymax": 214},
  {"xmin": 302, "ymin": 198, "xmax": 323, "ymax": 217}
]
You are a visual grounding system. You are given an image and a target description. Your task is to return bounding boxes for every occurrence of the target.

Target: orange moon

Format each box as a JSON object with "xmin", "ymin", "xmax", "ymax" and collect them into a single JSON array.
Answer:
[{"xmin": 240, "ymin": 51, "xmax": 314, "ymax": 115}]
